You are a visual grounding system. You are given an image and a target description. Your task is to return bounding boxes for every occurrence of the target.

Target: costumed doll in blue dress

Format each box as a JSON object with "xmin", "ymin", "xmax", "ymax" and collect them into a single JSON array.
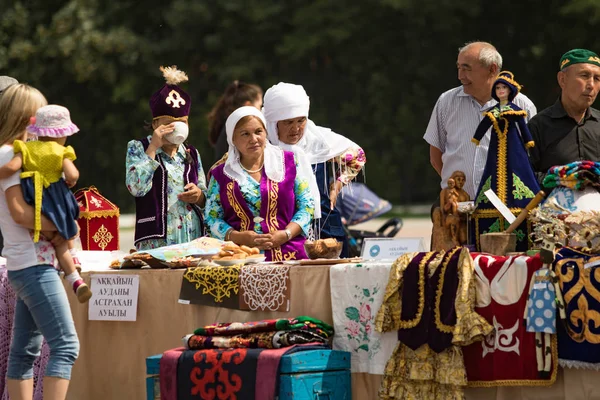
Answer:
[
  {"xmin": 523, "ymin": 242, "xmax": 566, "ymax": 378},
  {"xmin": 471, "ymin": 72, "xmax": 541, "ymax": 251}
]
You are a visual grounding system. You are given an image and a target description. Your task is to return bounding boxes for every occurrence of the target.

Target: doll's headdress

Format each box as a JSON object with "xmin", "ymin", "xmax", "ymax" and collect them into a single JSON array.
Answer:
[
  {"xmin": 492, "ymin": 71, "xmax": 522, "ymax": 102},
  {"xmin": 27, "ymin": 104, "xmax": 79, "ymax": 138},
  {"xmin": 149, "ymin": 66, "xmax": 191, "ymax": 120}
]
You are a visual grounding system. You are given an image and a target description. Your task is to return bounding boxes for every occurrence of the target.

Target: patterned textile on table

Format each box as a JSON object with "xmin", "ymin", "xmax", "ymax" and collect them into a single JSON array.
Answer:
[
  {"xmin": 543, "ymin": 161, "xmax": 600, "ymax": 190},
  {"xmin": 134, "ymin": 237, "xmax": 224, "ymax": 263},
  {"xmin": 178, "ymin": 266, "xmax": 241, "ymax": 309},
  {"xmin": 0, "ymin": 267, "xmax": 50, "ymax": 400},
  {"xmin": 330, "ymin": 261, "xmax": 398, "ymax": 374},
  {"xmin": 193, "ymin": 316, "xmax": 334, "ymax": 337},
  {"xmin": 160, "ymin": 344, "xmax": 329, "ymax": 400},
  {"xmin": 159, "ymin": 347, "xmax": 184, "ymax": 400},
  {"xmin": 185, "ymin": 329, "xmax": 328, "ymax": 350},
  {"xmin": 177, "ymin": 348, "xmax": 264, "ymax": 400},
  {"xmin": 553, "ymin": 247, "xmax": 600, "ymax": 370},
  {"xmin": 374, "ymin": 248, "xmax": 492, "ymax": 400},
  {"xmin": 239, "ymin": 264, "xmax": 291, "ymax": 312},
  {"xmin": 462, "ymin": 253, "xmax": 557, "ymax": 385}
]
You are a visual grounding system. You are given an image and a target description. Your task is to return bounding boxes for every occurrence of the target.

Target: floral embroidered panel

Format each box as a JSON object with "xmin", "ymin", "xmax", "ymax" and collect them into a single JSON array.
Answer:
[{"xmin": 330, "ymin": 261, "xmax": 397, "ymax": 374}]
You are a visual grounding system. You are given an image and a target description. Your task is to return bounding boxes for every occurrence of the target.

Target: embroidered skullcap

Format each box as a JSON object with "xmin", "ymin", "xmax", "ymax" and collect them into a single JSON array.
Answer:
[
  {"xmin": 27, "ymin": 105, "xmax": 79, "ymax": 138},
  {"xmin": 492, "ymin": 71, "xmax": 522, "ymax": 102},
  {"xmin": 559, "ymin": 49, "xmax": 600, "ymax": 71},
  {"xmin": 149, "ymin": 66, "xmax": 191, "ymax": 120}
]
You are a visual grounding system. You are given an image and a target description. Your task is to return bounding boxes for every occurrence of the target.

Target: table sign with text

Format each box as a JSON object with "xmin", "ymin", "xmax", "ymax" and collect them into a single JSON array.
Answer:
[
  {"xmin": 361, "ymin": 237, "xmax": 426, "ymax": 260},
  {"xmin": 88, "ymin": 274, "xmax": 140, "ymax": 321}
]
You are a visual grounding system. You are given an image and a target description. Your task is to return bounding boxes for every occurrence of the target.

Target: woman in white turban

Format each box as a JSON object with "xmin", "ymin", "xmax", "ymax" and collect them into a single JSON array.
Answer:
[
  {"xmin": 262, "ymin": 83, "xmax": 366, "ymax": 257},
  {"xmin": 204, "ymin": 106, "xmax": 314, "ymax": 261}
]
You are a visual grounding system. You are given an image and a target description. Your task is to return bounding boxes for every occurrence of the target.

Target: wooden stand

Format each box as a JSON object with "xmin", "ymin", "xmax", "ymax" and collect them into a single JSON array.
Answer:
[{"xmin": 480, "ymin": 232, "xmax": 516, "ymax": 255}]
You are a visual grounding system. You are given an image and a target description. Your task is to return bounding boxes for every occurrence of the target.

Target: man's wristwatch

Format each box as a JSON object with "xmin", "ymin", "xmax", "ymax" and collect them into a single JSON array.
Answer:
[{"xmin": 284, "ymin": 228, "xmax": 293, "ymax": 241}]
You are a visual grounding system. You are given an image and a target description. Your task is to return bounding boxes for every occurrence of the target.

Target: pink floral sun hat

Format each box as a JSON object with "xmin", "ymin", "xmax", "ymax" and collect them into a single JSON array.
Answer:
[{"xmin": 27, "ymin": 104, "xmax": 79, "ymax": 138}]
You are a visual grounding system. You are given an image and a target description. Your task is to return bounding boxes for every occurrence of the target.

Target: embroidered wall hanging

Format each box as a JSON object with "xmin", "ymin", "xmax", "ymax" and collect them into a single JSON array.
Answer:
[
  {"xmin": 553, "ymin": 247, "xmax": 600, "ymax": 370},
  {"xmin": 463, "ymin": 253, "xmax": 557, "ymax": 386},
  {"xmin": 178, "ymin": 266, "xmax": 241, "ymax": 309},
  {"xmin": 239, "ymin": 265, "xmax": 291, "ymax": 312}
]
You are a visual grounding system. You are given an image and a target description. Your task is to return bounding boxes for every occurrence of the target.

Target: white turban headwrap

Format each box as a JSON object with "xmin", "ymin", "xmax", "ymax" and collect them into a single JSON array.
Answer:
[
  {"xmin": 223, "ymin": 106, "xmax": 284, "ymax": 185},
  {"xmin": 262, "ymin": 82, "xmax": 359, "ymax": 219}
]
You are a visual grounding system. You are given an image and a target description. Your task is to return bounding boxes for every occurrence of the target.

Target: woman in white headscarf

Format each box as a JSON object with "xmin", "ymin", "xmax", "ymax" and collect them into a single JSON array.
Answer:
[
  {"xmin": 262, "ymin": 82, "xmax": 366, "ymax": 258},
  {"xmin": 204, "ymin": 106, "xmax": 314, "ymax": 261}
]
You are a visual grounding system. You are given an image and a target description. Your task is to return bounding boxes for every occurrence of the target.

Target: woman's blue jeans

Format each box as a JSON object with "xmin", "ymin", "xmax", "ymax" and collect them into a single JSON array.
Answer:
[{"xmin": 7, "ymin": 265, "xmax": 79, "ymax": 380}]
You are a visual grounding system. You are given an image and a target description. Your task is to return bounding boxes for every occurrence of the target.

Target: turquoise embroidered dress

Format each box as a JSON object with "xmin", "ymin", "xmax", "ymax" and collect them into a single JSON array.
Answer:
[
  {"xmin": 126, "ymin": 136, "xmax": 206, "ymax": 250},
  {"xmin": 204, "ymin": 156, "xmax": 314, "ymax": 240}
]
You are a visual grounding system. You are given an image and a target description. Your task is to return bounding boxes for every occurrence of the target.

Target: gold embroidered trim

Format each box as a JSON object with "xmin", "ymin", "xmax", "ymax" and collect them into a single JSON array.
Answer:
[
  {"xmin": 498, "ymin": 110, "xmax": 527, "ymax": 118},
  {"xmin": 473, "ymin": 208, "xmax": 522, "ymax": 217},
  {"xmin": 92, "ymin": 224, "xmax": 114, "ymax": 250},
  {"xmin": 151, "ymin": 115, "xmax": 188, "ymax": 121},
  {"xmin": 555, "ymin": 255, "xmax": 600, "ymax": 343},
  {"xmin": 266, "ymin": 181, "xmax": 283, "ymax": 261},
  {"xmin": 497, "ymin": 118, "xmax": 508, "ymax": 204},
  {"xmin": 268, "ymin": 181, "xmax": 279, "ymax": 231},
  {"xmin": 79, "ymin": 209, "xmax": 120, "ymax": 219},
  {"xmin": 227, "ymin": 181, "xmax": 250, "ymax": 231},
  {"xmin": 398, "ymin": 252, "xmax": 434, "ymax": 329},
  {"xmin": 183, "ymin": 266, "xmax": 240, "ymax": 303},
  {"xmin": 434, "ymin": 247, "xmax": 461, "ymax": 333},
  {"xmin": 467, "ymin": 335, "xmax": 558, "ymax": 387},
  {"xmin": 496, "ymin": 72, "xmax": 522, "ymax": 91}
]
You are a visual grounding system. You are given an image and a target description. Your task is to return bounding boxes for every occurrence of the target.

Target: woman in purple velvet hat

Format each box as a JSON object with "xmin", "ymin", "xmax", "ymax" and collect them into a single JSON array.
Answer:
[
  {"xmin": 126, "ymin": 66, "xmax": 206, "ymax": 251},
  {"xmin": 204, "ymin": 106, "xmax": 314, "ymax": 261}
]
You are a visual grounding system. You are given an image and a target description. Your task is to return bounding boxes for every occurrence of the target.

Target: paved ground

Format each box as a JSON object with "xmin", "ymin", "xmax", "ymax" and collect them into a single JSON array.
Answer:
[{"xmin": 118, "ymin": 215, "xmax": 432, "ymax": 252}]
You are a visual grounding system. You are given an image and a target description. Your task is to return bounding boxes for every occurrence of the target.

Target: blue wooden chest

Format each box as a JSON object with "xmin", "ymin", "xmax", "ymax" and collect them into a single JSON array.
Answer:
[
  {"xmin": 145, "ymin": 354, "xmax": 162, "ymax": 400},
  {"xmin": 277, "ymin": 349, "xmax": 351, "ymax": 400},
  {"xmin": 145, "ymin": 349, "xmax": 351, "ymax": 400}
]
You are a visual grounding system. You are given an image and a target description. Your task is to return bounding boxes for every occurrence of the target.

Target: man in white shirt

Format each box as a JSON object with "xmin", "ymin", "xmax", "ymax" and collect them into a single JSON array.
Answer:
[{"xmin": 424, "ymin": 41, "xmax": 537, "ymax": 199}]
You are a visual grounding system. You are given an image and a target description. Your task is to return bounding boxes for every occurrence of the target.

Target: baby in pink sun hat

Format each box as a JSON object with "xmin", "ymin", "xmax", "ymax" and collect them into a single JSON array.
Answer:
[{"xmin": 0, "ymin": 104, "xmax": 91, "ymax": 303}]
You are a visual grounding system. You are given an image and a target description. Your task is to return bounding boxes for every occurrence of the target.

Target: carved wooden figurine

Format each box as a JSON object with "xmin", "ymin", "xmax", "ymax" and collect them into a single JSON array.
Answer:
[{"xmin": 432, "ymin": 171, "xmax": 471, "ymax": 250}]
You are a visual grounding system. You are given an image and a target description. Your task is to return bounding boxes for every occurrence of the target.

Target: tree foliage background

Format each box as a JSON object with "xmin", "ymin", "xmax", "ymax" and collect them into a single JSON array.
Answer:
[{"xmin": 1, "ymin": 0, "xmax": 599, "ymax": 212}]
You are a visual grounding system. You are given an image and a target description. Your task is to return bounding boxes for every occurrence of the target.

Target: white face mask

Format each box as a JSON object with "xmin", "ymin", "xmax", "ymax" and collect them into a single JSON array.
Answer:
[{"xmin": 165, "ymin": 121, "xmax": 189, "ymax": 145}]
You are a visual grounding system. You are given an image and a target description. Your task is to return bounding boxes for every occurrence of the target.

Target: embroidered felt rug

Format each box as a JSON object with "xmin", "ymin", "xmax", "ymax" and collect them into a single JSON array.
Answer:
[
  {"xmin": 161, "ymin": 345, "xmax": 329, "ymax": 400},
  {"xmin": 463, "ymin": 253, "xmax": 557, "ymax": 386},
  {"xmin": 330, "ymin": 261, "xmax": 398, "ymax": 374},
  {"xmin": 553, "ymin": 247, "xmax": 600, "ymax": 370},
  {"xmin": 178, "ymin": 266, "xmax": 241, "ymax": 309},
  {"xmin": 185, "ymin": 330, "xmax": 328, "ymax": 350},
  {"xmin": 193, "ymin": 316, "xmax": 333, "ymax": 338},
  {"xmin": 239, "ymin": 264, "xmax": 290, "ymax": 312},
  {"xmin": 177, "ymin": 348, "xmax": 263, "ymax": 400}
]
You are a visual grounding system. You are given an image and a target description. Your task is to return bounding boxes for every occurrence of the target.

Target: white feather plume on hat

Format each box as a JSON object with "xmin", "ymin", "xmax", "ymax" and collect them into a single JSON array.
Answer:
[{"xmin": 160, "ymin": 65, "xmax": 188, "ymax": 85}]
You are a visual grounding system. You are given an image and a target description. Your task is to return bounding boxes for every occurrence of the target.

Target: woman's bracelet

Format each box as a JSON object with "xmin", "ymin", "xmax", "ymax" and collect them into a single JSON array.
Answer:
[{"xmin": 225, "ymin": 228, "xmax": 234, "ymax": 242}]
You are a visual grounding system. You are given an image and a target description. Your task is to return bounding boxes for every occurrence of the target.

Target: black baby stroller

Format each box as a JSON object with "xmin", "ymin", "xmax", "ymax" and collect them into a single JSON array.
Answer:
[{"xmin": 335, "ymin": 183, "xmax": 403, "ymax": 257}]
